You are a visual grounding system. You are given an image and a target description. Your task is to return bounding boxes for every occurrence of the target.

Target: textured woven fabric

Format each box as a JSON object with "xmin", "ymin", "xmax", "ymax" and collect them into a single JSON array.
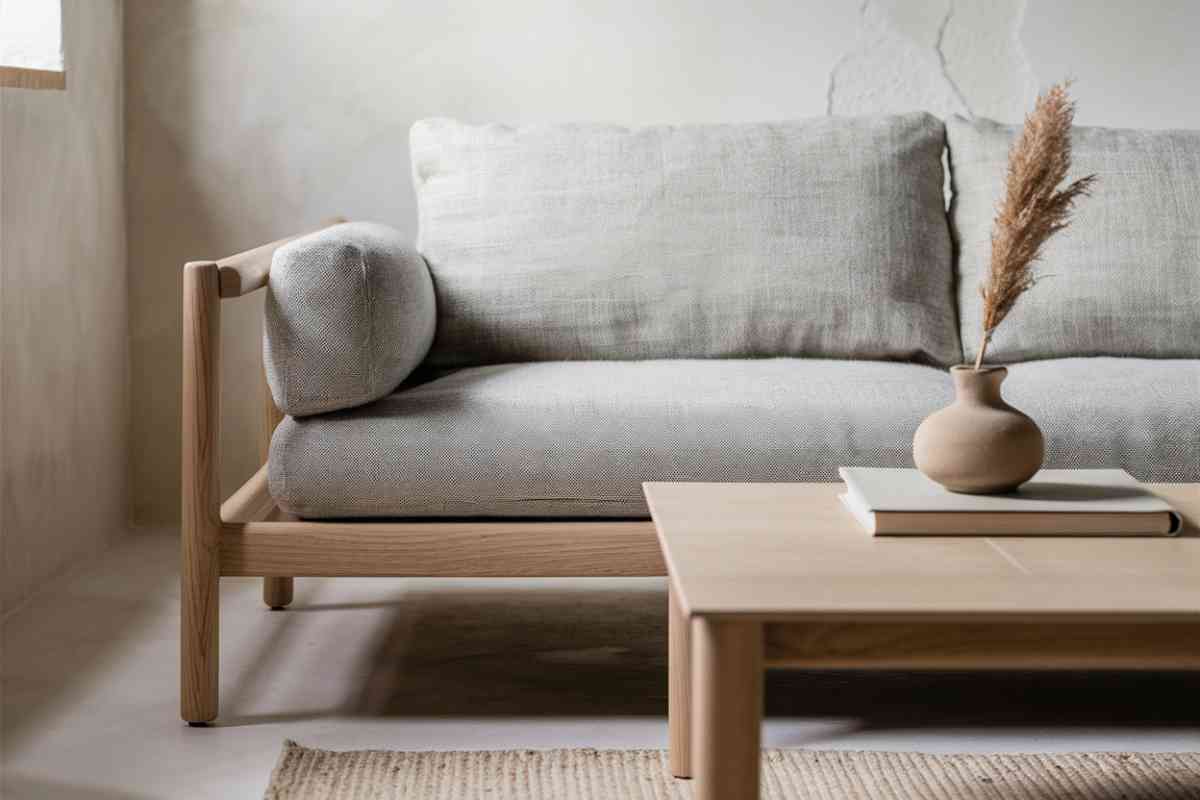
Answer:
[
  {"xmin": 265, "ymin": 742, "xmax": 1200, "ymax": 800},
  {"xmin": 269, "ymin": 359, "xmax": 953, "ymax": 518},
  {"xmin": 270, "ymin": 358, "xmax": 1198, "ymax": 519},
  {"xmin": 947, "ymin": 116, "xmax": 1200, "ymax": 362},
  {"xmin": 1004, "ymin": 358, "xmax": 1200, "ymax": 483},
  {"xmin": 263, "ymin": 222, "xmax": 436, "ymax": 416},
  {"xmin": 411, "ymin": 114, "xmax": 960, "ymax": 368}
]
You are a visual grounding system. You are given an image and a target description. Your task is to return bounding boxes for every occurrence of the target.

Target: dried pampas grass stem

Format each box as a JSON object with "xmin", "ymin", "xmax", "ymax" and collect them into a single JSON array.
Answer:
[{"xmin": 975, "ymin": 82, "xmax": 1097, "ymax": 369}]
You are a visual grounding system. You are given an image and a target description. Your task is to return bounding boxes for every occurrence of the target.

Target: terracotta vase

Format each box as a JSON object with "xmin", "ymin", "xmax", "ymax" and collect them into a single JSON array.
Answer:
[{"xmin": 913, "ymin": 365, "xmax": 1044, "ymax": 494}]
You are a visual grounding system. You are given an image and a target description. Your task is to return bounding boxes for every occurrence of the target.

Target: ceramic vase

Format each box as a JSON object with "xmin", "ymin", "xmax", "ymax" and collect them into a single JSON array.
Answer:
[{"xmin": 913, "ymin": 365, "xmax": 1044, "ymax": 494}]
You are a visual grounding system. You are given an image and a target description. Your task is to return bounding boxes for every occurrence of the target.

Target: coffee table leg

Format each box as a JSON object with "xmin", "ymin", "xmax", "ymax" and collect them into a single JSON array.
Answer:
[
  {"xmin": 693, "ymin": 618, "xmax": 763, "ymax": 800},
  {"xmin": 668, "ymin": 582, "xmax": 692, "ymax": 778}
]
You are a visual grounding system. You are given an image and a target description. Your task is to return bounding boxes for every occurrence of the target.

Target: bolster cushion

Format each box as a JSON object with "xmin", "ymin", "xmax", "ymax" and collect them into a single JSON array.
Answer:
[{"xmin": 263, "ymin": 222, "xmax": 436, "ymax": 416}]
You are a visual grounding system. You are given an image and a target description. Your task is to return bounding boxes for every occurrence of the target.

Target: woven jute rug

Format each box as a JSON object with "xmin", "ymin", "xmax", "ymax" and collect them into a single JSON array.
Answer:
[{"xmin": 264, "ymin": 741, "xmax": 1200, "ymax": 799}]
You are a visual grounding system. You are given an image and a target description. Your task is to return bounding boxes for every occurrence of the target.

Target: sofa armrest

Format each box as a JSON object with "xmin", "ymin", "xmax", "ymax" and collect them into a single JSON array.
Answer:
[
  {"xmin": 264, "ymin": 222, "xmax": 437, "ymax": 416},
  {"xmin": 216, "ymin": 217, "xmax": 346, "ymax": 298}
]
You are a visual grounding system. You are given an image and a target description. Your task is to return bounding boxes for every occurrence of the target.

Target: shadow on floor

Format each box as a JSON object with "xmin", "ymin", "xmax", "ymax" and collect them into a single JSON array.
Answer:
[
  {"xmin": 223, "ymin": 583, "xmax": 1200, "ymax": 728},
  {"xmin": 1, "ymin": 774, "xmax": 155, "ymax": 800}
]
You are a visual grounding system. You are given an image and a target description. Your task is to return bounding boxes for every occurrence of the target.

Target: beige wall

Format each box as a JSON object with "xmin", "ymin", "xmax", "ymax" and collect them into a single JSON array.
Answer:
[
  {"xmin": 1, "ymin": 0, "xmax": 127, "ymax": 619},
  {"xmin": 124, "ymin": 0, "xmax": 1200, "ymax": 525}
]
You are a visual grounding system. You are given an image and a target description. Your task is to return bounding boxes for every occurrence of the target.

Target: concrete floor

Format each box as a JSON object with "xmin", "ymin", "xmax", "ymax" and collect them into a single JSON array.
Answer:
[{"xmin": 2, "ymin": 531, "xmax": 1198, "ymax": 799}]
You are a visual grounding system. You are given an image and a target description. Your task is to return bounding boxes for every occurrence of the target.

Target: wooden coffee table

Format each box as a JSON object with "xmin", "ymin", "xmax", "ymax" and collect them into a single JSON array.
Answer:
[{"xmin": 644, "ymin": 482, "xmax": 1200, "ymax": 800}]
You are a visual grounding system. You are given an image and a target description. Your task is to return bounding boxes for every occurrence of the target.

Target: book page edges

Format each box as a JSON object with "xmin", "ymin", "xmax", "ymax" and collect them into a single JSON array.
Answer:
[{"xmin": 871, "ymin": 510, "xmax": 1179, "ymax": 537}]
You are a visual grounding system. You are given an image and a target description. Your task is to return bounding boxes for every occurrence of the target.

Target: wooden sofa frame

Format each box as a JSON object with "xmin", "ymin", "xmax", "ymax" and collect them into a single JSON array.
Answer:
[{"xmin": 181, "ymin": 221, "xmax": 667, "ymax": 724}]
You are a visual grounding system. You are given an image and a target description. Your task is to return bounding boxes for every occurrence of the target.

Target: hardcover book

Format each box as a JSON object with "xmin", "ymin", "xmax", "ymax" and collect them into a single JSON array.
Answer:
[{"xmin": 838, "ymin": 468, "xmax": 1183, "ymax": 537}]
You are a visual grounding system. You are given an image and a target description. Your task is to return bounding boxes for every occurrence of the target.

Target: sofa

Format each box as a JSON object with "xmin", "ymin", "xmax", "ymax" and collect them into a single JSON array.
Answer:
[{"xmin": 181, "ymin": 111, "xmax": 1199, "ymax": 723}]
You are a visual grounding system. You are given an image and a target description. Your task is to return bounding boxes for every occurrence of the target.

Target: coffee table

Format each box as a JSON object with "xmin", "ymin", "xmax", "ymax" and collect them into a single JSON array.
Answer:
[{"xmin": 644, "ymin": 482, "xmax": 1200, "ymax": 800}]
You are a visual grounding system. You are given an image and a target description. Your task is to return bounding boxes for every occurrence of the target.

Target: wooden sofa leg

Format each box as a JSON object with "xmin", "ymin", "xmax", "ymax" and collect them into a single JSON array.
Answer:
[
  {"xmin": 259, "ymin": 337, "xmax": 292, "ymax": 612},
  {"xmin": 182, "ymin": 261, "xmax": 221, "ymax": 725},
  {"xmin": 264, "ymin": 577, "xmax": 294, "ymax": 609},
  {"xmin": 182, "ymin": 517, "xmax": 220, "ymax": 725}
]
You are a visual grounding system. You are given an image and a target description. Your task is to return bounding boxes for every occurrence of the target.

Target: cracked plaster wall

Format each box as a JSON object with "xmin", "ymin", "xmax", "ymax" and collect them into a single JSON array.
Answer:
[
  {"xmin": 124, "ymin": 0, "xmax": 1200, "ymax": 524},
  {"xmin": 829, "ymin": 0, "xmax": 1036, "ymax": 122}
]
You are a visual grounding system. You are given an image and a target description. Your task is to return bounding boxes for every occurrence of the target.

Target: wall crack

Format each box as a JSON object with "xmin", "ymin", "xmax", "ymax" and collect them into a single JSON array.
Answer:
[{"xmin": 935, "ymin": 1, "xmax": 973, "ymax": 117}]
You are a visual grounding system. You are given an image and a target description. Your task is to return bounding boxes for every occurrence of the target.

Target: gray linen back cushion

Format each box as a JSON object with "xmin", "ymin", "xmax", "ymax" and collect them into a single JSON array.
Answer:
[
  {"xmin": 411, "ymin": 113, "xmax": 959, "ymax": 367},
  {"xmin": 264, "ymin": 222, "xmax": 436, "ymax": 416},
  {"xmin": 947, "ymin": 116, "xmax": 1200, "ymax": 362}
]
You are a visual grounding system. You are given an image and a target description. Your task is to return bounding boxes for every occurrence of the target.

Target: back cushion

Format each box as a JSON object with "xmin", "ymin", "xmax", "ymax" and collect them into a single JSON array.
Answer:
[
  {"xmin": 947, "ymin": 116, "xmax": 1200, "ymax": 362},
  {"xmin": 411, "ymin": 113, "xmax": 959, "ymax": 367}
]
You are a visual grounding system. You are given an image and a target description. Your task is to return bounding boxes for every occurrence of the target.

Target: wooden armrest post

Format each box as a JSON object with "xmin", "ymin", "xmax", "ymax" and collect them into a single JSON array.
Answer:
[{"xmin": 181, "ymin": 261, "xmax": 222, "ymax": 724}]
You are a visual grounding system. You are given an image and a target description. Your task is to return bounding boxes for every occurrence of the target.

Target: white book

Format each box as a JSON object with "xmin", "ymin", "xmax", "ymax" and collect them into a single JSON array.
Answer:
[{"xmin": 838, "ymin": 468, "xmax": 1183, "ymax": 537}]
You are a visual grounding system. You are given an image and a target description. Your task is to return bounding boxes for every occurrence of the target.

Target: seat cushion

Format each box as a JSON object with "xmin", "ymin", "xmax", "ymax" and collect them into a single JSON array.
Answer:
[
  {"xmin": 947, "ymin": 116, "xmax": 1200, "ymax": 363},
  {"xmin": 411, "ymin": 114, "xmax": 959, "ymax": 368},
  {"xmin": 1005, "ymin": 358, "xmax": 1200, "ymax": 483},
  {"xmin": 269, "ymin": 358, "xmax": 1198, "ymax": 520},
  {"xmin": 269, "ymin": 359, "xmax": 953, "ymax": 518}
]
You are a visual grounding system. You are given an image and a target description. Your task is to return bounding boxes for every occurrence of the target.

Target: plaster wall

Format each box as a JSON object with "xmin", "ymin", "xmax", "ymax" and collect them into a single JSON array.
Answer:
[
  {"xmin": 1, "ymin": 0, "xmax": 127, "ymax": 618},
  {"xmin": 123, "ymin": 0, "xmax": 1200, "ymax": 523}
]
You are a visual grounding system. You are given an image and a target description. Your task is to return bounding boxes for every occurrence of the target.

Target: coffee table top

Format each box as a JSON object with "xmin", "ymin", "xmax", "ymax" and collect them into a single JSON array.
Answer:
[{"xmin": 644, "ymin": 482, "xmax": 1200, "ymax": 622}]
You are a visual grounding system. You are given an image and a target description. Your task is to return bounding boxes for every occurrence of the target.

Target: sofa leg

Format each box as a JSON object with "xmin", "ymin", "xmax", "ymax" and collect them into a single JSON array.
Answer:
[
  {"xmin": 181, "ymin": 527, "xmax": 220, "ymax": 724},
  {"xmin": 264, "ymin": 577, "xmax": 294, "ymax": 609}
]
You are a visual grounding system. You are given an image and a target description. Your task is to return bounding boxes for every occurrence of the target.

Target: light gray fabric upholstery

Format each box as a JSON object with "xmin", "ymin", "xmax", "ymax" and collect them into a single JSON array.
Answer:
[
  {"xmin": 270, "ymin": 357, "xmax": 1198, "ymax": 519},
  {"xmin": 411, "ymin": 114, "xmax": 960, "ymax": 368},
  {"xmin": 264, "ymin": 222, "xmax": 436, "ymax": 416},
  {"xmin": 947, "ymin": 116, "xmax": 1200, "ymax": 363},
  {"xmin": 269, "ymin": 359, "xmax": 954, "ymax": 519},
  {"xmin": 1004, "ymin": 358, "xmax": 1199, "ymax": 483}
]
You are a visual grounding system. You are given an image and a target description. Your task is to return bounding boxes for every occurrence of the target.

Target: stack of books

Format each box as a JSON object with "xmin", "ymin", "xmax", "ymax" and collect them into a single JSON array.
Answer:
[{"xmin": 839, "ymin": 468, "xmax": 1183, "ymax": 537}]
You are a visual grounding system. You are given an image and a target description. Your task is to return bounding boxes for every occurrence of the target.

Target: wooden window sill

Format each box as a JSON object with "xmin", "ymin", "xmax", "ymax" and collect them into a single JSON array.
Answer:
[{"xmin": 0, "ymin": 66, "xmax": 65, "ymax": 90}]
